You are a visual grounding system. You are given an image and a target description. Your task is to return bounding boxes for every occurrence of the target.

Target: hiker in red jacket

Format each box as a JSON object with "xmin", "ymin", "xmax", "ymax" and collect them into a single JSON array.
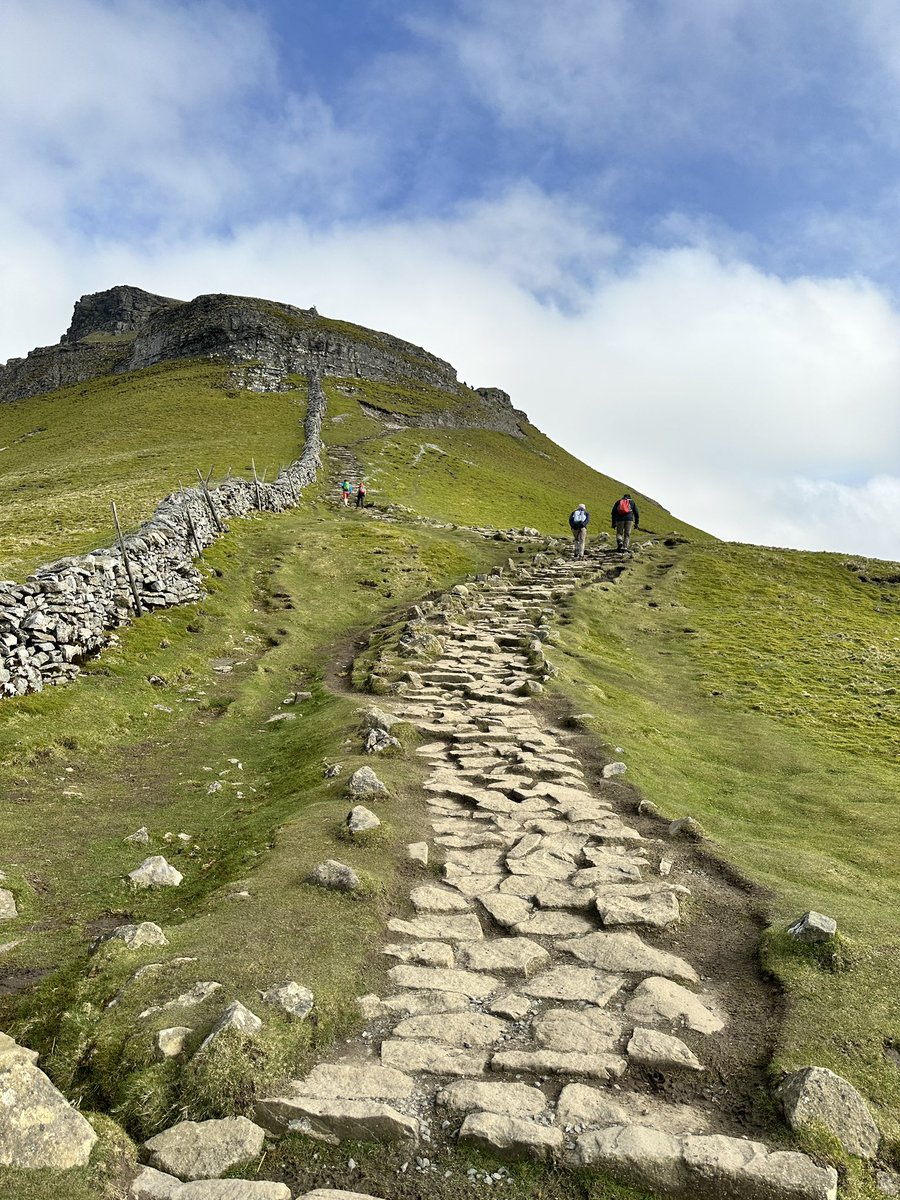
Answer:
[{"xmin": 611, "ymin": 494, "xmax": 639, "ymax": 551}]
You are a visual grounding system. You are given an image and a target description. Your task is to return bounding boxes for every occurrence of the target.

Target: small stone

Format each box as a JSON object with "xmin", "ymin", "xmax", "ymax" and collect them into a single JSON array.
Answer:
[
  {"xmin": 348, "ymin": 766, "xmax": 387, "ymax": 799},
  {"xmin": 197, "ymin": 1001, "xmax": 262, "ymax": 1053},
  {"xmin": 145, "ymin": 1116, "xmax": 267, "ymax": 1181},
  {"xmin": 787, "ymin": 911, "xmax": 838, "ymax": 943},
  {"xmin": 260, "ymin": 980, "xmax": 314, "ymax": 1020},
  {"xmin": 0, "ymin": 889, "xmax": 18, "ymax": 920},
  {"xmin": 125, "ymin": 826, "xmax": 151, "ymax": 844},
  {"xmin": 309, "ymin": 860, "xmax": 360, "ymax": 892},
  {"xmin": 627, "ymin": 1027, "xmax": 702, "ymax": 1071},
  {"xmin": 347, "ymin": 805, "xmax": 381, "ymax": 834},
  {"xmin": 130, "ymin": 1165, "xmax": 182, "ymax": 1199},
  {"xmin": 602, "ymin": 762, "xmax": 627, "ymax": 778},
  {"xmin": 781, "ymin": 1066, "xmax": 879, "ymax": 1158},
  {"xmin": 155, "ymin": 1027, "xmax": 192, "ymax": 1060},
  {"xmin": 265, "ymin": 712, "xmax": 296, "ymax": 723},
  {"xmin": 128, "ymin": 856, "xmax": 183, "ymax": 889},
  {"xmin": 489, "ymin": 993, "xmax": 532, "ymax": 1020},
  {"xmin": 407, "ymin": 842, "xmax": 429, "ymax": 866}
]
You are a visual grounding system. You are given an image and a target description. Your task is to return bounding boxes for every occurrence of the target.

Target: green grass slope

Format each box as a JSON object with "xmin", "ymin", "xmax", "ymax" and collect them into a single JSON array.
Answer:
[
  {"xmin": 321, "ymin": 377, "xmax": 709, "ymax": 538},
  {"xmin": 553, "ymin": 539, "xmax": 900, "ymax": 1189},
  {"xmin": 0, "ymin": 361, "xmax": 307, "ymax": 579}
]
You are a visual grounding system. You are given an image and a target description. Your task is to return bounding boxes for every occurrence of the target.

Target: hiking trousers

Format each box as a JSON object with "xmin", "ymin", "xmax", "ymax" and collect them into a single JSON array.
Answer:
[
  {"xmin": 615, "ymin": 519, "xmax": 634, "ymax": 549},
  {"xmin": 572, "ymin": 527, "xmax": 587, "ymax": 558}
]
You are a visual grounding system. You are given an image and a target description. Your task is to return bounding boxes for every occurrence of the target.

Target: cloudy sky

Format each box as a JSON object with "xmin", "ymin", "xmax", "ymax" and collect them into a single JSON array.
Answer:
[{"xmin": 3, "ymin": 0, "xmax": 900, "ymax": 557}]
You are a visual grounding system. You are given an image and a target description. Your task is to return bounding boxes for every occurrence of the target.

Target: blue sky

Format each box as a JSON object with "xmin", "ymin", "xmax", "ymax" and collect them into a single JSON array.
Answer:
[{"xmin": 4, "ymin": 0, "xmax": 900, "ymax": 556}]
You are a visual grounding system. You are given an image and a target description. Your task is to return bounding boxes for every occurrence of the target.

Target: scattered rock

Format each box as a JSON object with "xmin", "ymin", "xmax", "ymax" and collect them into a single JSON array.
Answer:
[
  {"xmin": 128, "ymin": 856, "xmax": 183, "ymax": 889},
  {"xmin": 265, "ymin": 712, "xmax": 296, "ymax": 724},
  {"xmin": 348, "ymin": 767, "xmax": 388, "ymax": 799},
  {"xmin": 0, "ymin": 1058, "xmax": 98, "ymax": 1168},
  {"xmin": 125, "ymin": 826, "xmax": 151, "ymax": 844},
  {"xmin": 406, "ymin": 842, "xmax": 429, "ymax": 866},
  {"xmin": 781, "ymin": 1066, "xmax": 879, "ymax": 1158},
  {"xmin": 261, "ymin": 980, "xmax": 314, "ymax": 1020},
  {"xmin": 309, "ymin": 860, "xmax": 360, "ymax": 892},
  {"xmin": 876, "ymin": 1168, "xmax": 900, "ymax": 1197},
  {"xmin": 602, "ymin": 762, "xmax": 627, "ymax": 778},
  {"xmin": 347, "ymin": 806, "xmax": 381, "ymax": 834},
  {"xmin": 787, "ymin": 911, "xmax": 838, "ymax": 943},
  {"xmin": 130, "ymin": 1165, "xmax": 182, "ymax": 1199},
  {"xmin": 365, "ymin": 727, "xmax": 400, "ymax": 753},
  {"xmin": 197, "ymin": 1000, "xmax": 262, "ymax": 1053},
  {"xmin": 0, "ymin": 889, "xmax": 17, "ymax": 920},
  {"xmin": 144, "ymin": 1116, "xmax": 267, "ymax": 1181},
  {"xmin": 155, "ymin": 1027, "xmax": 192, "ymax": 1060}
]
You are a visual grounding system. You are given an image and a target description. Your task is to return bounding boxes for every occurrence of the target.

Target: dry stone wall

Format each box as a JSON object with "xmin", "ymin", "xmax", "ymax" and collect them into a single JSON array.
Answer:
[{"xmin": 0, "ymin": 373, "xmax": 326, "ymax": 700}]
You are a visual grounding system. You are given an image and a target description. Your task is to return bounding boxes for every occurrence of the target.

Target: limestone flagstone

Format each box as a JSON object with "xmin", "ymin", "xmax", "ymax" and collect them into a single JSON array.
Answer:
[{"xmin": 560, "ymin": 930, "xmax": 700, "ymax": 982}]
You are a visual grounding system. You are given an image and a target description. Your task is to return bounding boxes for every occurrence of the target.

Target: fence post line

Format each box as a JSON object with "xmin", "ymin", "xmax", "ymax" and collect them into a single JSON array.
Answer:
[
  {"xmin": 110, "ymin": 501, "xmax": 144, "ymax": 617},
  {"xmin": 196, "ymin": 467, "xmax": 225, "ymax": 532}
]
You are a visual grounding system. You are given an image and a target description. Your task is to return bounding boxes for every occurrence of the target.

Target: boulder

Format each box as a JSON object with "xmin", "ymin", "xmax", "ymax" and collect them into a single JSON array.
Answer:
[
  {"xmin": 260, "ymin": 980, "xmax": 314, "ymax": 1020},
  {"xmin": 103, "ymin": 922, "xmax": 169, "ymax": 951},
  {"xmin": 197, "ymin": 1001, "xmax": 262, "ymax": 1053},
  {"xmin": 309, "ymin": 860, "xmax": 360, "ymax": 892},
  {"xmin": 145, "ymin": 1116, "xmax": 267, "ymax": 1181},
  {"xmin": 347, "ymin": 805, "xmax": 381, "ymax": 834},
  {"xmin": 787, "ymin": 912, "xmax": 837, "ymax": 943},
  {"xmin": 0, "ymin": 1059, "xmax": 97, "ymax": 1168},
  {"xmin": 781, "ymin": 1066, "xmax": 879, "ymax": 1158},
  {"xmin": 347, "ymin": 767, "xmax": 387, "ymax": 799},
  {"xmin": 128, "ymin": 856, "xmax": 183, "ymax": 888}
]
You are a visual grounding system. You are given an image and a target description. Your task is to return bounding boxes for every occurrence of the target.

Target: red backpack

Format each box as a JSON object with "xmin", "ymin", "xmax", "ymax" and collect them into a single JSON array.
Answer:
[{"xmin": 616, "ymin": 498, "xmax": 632, "ymax": 517}]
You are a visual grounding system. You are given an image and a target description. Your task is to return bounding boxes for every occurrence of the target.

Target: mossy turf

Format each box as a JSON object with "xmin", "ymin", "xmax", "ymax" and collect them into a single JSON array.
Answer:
[
  {"xmin": 552, "ymin": 538, "xmax": 900, "ymax": 1178},
  {"xmin": 0, "ymin": 361, "xmax": 306, "ymax": 578}
]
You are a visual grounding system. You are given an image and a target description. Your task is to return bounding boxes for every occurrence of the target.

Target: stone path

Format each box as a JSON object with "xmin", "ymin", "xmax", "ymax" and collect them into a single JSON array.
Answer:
[{"xmin": 256, "ymin": 547, "xmax": 838, "ymax": 1200}]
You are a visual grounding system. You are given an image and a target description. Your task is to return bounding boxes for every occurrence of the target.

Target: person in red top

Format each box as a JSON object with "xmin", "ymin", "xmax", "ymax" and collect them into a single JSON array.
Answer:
[{"xmin": 611, "ymin": 494, "xmax": 639, "ymax": 551}]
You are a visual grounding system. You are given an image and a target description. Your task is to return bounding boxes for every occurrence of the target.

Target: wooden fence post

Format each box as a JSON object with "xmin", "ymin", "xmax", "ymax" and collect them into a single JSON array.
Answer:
[
  {"xmin": 196, "ymin": 467, "xmax": 225, "ymax": 532},
  {"xmin": 111, "ymin": 501, "xmax": 144, "ymax": 617},
  {"xmin": 185, "ymin": 506, "xmax": 203, "ymax": 558}
]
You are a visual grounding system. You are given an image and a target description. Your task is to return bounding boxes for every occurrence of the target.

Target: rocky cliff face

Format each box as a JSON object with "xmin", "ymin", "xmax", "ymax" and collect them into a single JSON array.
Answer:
[{"xmin": 0, "ymin": 286, "xmax": 464, "ymax": 403}]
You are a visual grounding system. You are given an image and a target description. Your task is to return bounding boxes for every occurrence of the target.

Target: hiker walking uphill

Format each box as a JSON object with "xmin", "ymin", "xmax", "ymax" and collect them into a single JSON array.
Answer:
[
  {"xmin": 355, "ymin": 481, "xmax": 368, "ymax": 508},
  {"xmin": 611, "ymin": 493, "xmax": 638, "ymax": 550},
  {"xmin": 568, "ymin": 503, "xmax": 589, "ymax": 559},
  {"xmin": 340, "ymin": 480, "xmax": 352, "ymax": 507}
]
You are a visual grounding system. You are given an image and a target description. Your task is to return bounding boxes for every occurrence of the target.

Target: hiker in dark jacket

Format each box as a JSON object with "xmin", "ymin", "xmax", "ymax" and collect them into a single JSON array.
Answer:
[
  {"xmin": 611, "ymin": 494, "xmax": 639, "ymax": 550},
  {"xmin": 568, "ymin": 503, "xmax": 590, "ymax": 559}
]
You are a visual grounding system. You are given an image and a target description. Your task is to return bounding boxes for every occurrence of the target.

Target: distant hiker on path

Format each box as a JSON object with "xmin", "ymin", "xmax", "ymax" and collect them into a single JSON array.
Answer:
[
  {"xmin": 568, "ymin": 503, "xmax": 590, "ymax": 559},
  {"xmin": 356, "ymin": 481, "xmax": 368, "ymax": 508},
  {"xmin": 611, "ymin": 493, "xmax": 639, "ymax": 550},
  {"xmin": 341, "ymin": 480, "xmax": 352, "ymax": 507}
]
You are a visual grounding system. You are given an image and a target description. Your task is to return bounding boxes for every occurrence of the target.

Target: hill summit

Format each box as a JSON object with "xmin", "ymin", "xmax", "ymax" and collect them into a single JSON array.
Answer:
[{"xmin": 0, "ymin": 285, "xmax": 524, "ymax": 434}]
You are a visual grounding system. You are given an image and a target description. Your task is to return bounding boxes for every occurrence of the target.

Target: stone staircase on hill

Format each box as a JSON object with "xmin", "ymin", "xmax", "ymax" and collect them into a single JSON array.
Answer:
[{"xmin": 247, "ymin": 547, "xmax": 838, "ymax": 1200}]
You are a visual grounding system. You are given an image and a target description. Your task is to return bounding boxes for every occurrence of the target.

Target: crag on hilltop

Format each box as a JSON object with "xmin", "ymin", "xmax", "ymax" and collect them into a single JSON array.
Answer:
[{"xmin": 0, "ymin": 285, "xmax": 525, "ymax": 434}]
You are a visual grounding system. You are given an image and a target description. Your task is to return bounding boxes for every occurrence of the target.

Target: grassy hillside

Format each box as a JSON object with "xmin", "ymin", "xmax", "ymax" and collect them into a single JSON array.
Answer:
[
  {"xmin": 0, "ymin": 361, "xmax": 306, "ymax": 579},
  {"xmin": 322, "ymin": 377, "xmax": 708, "ymax": 538},
  {"xmin": 553, "ymin": 539, "xmax": 900, "ymax": 1189}
]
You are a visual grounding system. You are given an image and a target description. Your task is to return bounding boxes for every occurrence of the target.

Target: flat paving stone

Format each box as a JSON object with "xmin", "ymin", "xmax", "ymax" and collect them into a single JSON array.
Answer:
[
  {"xmin": 381, "ymin": 1039, "xmax": 488, "ymax": 1077},
  {"xmin": 560, "ymin": 930, "xmax": 700, "ymax": 983},
  {"xmin": 491, "ymin": 1048, "xmax": 627, "ymax": 1081},
  {"xmin": 521, "ymin": 965, "xmax": 626, "ymax": 1006},
  {"xmin": 533, "ymin": 881, "xmax": 596, "ymax": 910},
  {"xmin": 460, "ymin": 938, "xmax": 550, "ymax": 978},
  {"xmin": 409, "ymin": 886, "xmax": 472, "ymax": 913},
  {"xmin": 390, "ymin": 1012, "xmax": 508, "ymax": 1048},
  {"xmin": 627, "ymin": 1027, "xmax": 703, "ymax": 1071},
  {"xmin": 515, "ymin": 910, "xmax": 597, "ymax": 937},
  {"xmin": 624, "ymin": 977, "xmax": 725, "ymax": 1034},
  {"xmin": 290, "ymin": 1063, "xmax": 415, "ymax": 1100},
  {"xmin": 388, "ymin": 914, "xmax": 484, "ymax": 941},
  {"xmin": 438, "ymin": 1080, "xmax": 548, "ymax": 1119},
  {"xmin": 597, "ymin": 890, "xmax": 682, "ymax": 929},
  {"xmin": 383, "ymin": 941, "xmax": 455, "ymax": 968},
  {"xmin": 534, "ymin": 1007, "xmax": 624, "ymax": 1055},
  {"xmin": 458, "ymin": 1111, "xmax": 563, "ymax": 1162},
  {"xmin": 357, "ymin": 990, "xmax": 470, "ymax": 1019},
  {"xmin": 388, "ymin": 965, "xmax": 499, "ymax": 999},
  {"xmin": 556, "ymin": 1083, "xmax": 712, "ymax": 1134},
  {"xmin": 477, "ymin": 892, "xmax": 533, "ymax": 928},
  {"xmin": 255, "ymin": 1095, "xmax": 418, "ymax": 1144}
]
